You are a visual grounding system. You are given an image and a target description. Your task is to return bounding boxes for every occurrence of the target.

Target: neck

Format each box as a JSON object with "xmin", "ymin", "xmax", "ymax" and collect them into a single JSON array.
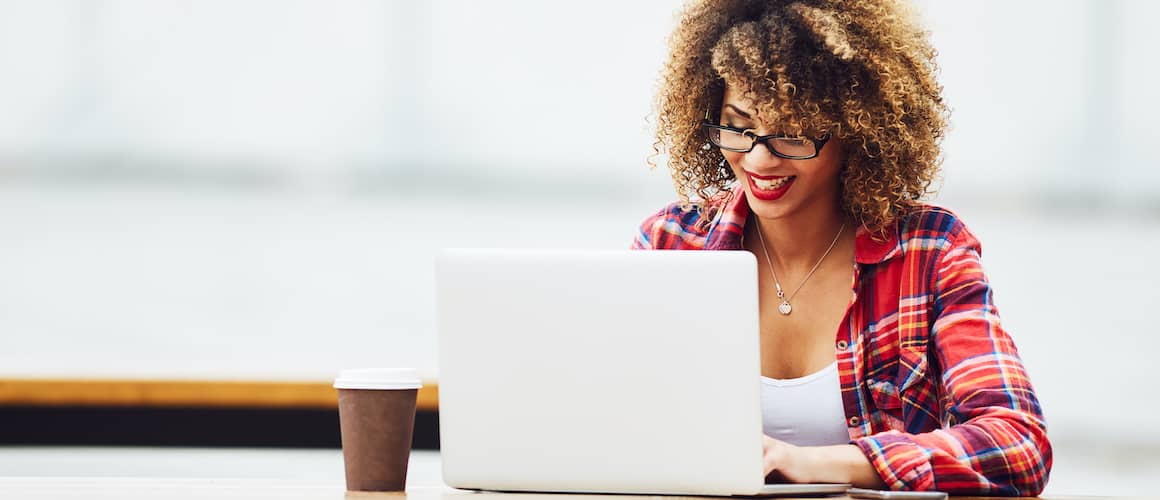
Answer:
[{"xmin": 749, "ymin": 202, "xmax": 851, "ymax": 273}]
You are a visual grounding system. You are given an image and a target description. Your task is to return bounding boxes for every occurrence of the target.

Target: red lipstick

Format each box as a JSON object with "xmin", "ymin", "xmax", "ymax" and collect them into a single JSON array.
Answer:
[{"xmin": 745, "ymin": 172, "xmax": 796, "ymax": 201}]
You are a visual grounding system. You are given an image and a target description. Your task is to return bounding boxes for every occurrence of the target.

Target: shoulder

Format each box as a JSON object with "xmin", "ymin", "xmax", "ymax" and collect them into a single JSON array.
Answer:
[
  {"xmin": 895, "ymin": 202, "xmax": 982, "ymax": 257},
  {"xmin": 632, "ymin": 200, "xmax": 717, "ymax": 250}
]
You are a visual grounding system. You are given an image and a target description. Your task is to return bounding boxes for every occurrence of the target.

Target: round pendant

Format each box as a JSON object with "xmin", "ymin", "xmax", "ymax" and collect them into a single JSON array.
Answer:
[{"xmin": 778, "ymin": 301, "xmax": 792, "ymax": 315}]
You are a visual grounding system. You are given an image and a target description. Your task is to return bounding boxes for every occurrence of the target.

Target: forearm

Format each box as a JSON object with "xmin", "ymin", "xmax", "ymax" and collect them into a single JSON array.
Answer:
[{"xmin": 852, "ymin": 421, "xmax": 1052, "ymax": 494}]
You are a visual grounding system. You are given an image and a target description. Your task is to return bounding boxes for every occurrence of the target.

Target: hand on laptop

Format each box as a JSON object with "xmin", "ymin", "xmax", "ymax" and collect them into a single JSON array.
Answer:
[
  {"xmin": 761, "ymin": 435, "xmax": 813, "ymax": 483},
  {"xmin": 762, "ymin": 435, "xmax": 887, "ymax": 489}
]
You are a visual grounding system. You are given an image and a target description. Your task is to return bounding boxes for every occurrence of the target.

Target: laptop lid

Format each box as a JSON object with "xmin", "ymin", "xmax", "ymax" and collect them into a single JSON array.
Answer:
[{"xmin": 435, "ymin": 249, "xmax": 773, "ymax": 496}]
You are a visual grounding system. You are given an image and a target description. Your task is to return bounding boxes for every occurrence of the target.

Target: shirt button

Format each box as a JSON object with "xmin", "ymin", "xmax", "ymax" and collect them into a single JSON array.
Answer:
[
  {"xmin": 848, "ymin": 416, "xmax": 860, "ymax": 427},
  {"xmin": 836, "ymin": 340, "xmax": 849, "ymax": 351}
]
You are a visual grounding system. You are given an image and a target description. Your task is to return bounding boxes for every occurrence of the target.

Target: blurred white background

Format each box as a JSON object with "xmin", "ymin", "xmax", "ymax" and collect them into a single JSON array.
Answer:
[{"xmin": 1, "ymin": 0, "xmax": 1157, "ymax": 495}]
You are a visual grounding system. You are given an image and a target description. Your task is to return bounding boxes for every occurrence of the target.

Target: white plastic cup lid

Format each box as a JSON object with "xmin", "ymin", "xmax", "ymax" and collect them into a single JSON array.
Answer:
[{"xmin": 333, "ymin": 368, "xmax": 423, "ymax": 390}]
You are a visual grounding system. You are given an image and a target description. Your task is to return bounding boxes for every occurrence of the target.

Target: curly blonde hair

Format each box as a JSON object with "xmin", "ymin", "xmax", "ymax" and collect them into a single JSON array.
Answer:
[{"xmin": 652, "ymin": 0, "xmax": 950, "ymax": 233}]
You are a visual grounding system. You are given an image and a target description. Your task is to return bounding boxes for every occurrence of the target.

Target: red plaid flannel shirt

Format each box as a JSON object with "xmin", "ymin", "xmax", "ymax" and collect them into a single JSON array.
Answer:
[{"xmin": 631, "ymin": 188, "xmax": 1052, "ymax": 496}]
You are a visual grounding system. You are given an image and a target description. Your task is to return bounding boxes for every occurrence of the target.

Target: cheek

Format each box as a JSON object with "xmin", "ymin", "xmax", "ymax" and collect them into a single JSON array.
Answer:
[
  {"xmin": 801, "ymin": 155, "xmax": 844, "ymax": 181},
  {"xmin": 721, "ymin": 152, "xmax": 744, "ymax": 171},
  {"xmin": 822, "ymin": 159, "xmax": 846, "ymax": 182},
  {"xmin": 796, "ymin": 167, "xmax": 837, "ymax": 190}
]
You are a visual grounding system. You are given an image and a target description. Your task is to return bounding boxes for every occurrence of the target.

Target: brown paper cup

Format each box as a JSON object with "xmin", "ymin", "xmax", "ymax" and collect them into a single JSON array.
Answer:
[{"xmin": 335, "ymin": 368, "xmax": 422, "ymax": 492}]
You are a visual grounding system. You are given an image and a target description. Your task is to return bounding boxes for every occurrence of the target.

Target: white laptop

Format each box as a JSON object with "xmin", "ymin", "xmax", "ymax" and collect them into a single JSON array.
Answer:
[{"xmin": 434, "ymin": 249, "xmax": 850, "ymax": 497}]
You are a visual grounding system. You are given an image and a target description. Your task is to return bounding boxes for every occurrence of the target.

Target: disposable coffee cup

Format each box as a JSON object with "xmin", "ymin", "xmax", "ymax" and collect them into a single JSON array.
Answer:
[{"xmin": 334, "ymin": 368, "xmax": 423, "ymax": 492}]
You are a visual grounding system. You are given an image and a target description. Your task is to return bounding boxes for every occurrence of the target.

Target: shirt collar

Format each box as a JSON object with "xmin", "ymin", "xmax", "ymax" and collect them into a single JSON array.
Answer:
[
  {"xmin": 853, "ymin": 223, "xmax": 900, "ymax": 264},
  {"xmin": 703, "ymin": 186, "xmax": 901, "ymax": 264}
]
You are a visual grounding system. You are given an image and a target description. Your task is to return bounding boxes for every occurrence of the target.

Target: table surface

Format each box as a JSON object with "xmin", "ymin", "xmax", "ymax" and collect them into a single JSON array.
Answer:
[
  {"xmin": 0, "ymin": 446, "xmax": 1145, "ymax": 499},
  {"xmin": 0, "ymin": 478, "xmax": 1128, "ymax": 500}
]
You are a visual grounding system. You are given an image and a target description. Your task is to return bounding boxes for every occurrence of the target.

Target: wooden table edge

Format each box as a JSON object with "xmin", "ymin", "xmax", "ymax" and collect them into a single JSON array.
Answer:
[{"xmin": 0, "ymin": 378, "xmax": 439, "ymax": 410}]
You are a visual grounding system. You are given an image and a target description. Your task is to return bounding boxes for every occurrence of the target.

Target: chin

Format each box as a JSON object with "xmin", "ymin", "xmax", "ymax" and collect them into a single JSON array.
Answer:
[{"xmin": 743, "ymin": 189, "xmax": 796, "ymax": 220}]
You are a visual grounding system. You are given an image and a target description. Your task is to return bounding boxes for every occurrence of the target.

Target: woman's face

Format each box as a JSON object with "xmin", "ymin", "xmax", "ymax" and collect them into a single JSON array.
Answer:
[{"xmin": 717, "ymin": 85, "xmax": 846, "ymax": 221}]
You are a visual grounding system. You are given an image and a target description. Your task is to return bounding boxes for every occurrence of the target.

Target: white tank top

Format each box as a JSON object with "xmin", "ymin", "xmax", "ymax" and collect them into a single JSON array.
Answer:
[{"xmin": 760, "ymin": 361, "xmax": 851, "ymax": 446}]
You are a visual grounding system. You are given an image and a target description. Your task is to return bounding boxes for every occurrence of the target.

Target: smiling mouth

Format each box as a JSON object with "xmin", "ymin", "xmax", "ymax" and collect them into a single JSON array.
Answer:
[{"xmin": 750, "ymin": 175, "xmax": 795, "ymax": 190}]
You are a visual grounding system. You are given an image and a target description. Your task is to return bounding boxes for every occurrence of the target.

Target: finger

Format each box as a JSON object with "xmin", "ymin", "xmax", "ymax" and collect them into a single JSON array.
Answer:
[
  {"xmin": 761, "ymin": 435, "xmax": 776, "ymax": 452},
  {"xmin": 763, "ymin": 450, "xmax": 779, "ymax": 476},
  {"xmin": 761, "ymin": 435, "xmax": 777, "ymax": 475}
]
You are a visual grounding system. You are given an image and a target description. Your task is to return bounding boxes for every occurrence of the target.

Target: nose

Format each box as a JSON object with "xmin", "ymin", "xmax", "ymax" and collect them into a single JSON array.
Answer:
[{"xmin": 738, "ymin": 140, "xmax": 785, "ymax": 169}]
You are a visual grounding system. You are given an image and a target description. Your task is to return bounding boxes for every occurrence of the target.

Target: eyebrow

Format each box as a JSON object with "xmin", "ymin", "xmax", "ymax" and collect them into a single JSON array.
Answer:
[{"xmin": 722, "ymin": 104, "xmax": 752, "ymax": 119}]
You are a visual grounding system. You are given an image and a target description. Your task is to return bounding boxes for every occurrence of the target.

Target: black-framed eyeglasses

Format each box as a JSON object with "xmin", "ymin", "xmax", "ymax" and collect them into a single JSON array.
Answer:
[{"xmin": 700, "ymin": 111, "xmax": 829, "ymax": 160}]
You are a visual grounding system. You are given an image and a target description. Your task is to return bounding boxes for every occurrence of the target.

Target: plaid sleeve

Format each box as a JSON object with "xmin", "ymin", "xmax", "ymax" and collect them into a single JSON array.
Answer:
[
  {"xmin": 852, "ymin": 226, "xmax": 1052, "ymax": 496},
  {"xmin": 631, "ymin": 202, "xmax": 702, "ymax": 250}
]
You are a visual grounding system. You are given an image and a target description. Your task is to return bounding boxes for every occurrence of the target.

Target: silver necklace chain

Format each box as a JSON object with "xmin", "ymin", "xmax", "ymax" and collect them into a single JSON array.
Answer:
[{"xmin": 753, "ymin": 219, "xmax": 845, "ymax": 316}]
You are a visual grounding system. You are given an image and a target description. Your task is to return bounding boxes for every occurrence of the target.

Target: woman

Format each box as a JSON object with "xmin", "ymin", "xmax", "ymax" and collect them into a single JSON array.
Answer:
[{"xmin": 632, "ymin": 0, "xmax": 1052, "ymax": 495}]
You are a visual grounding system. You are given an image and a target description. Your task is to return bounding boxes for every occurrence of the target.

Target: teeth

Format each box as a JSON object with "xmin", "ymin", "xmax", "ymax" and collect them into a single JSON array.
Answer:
[{"xmin": 753, "ymin": 176, "xmax": 792, "ymax": 190}]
